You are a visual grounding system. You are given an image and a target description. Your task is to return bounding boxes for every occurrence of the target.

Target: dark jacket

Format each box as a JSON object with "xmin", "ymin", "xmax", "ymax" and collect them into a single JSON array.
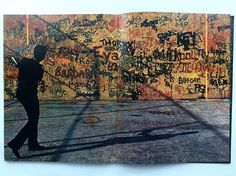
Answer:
[{"xmin": 16, "ymin": 58, "xmax": 44, "ymax": 99}]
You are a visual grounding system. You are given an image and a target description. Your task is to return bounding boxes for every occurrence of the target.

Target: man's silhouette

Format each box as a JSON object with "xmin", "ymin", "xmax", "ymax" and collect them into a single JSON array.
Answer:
[{"xmin": 8, "ymin": 45, "xmax": 48, "ymax": 158}]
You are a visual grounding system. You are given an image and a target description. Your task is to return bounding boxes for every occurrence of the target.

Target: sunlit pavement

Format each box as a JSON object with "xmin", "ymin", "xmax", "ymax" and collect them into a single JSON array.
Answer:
[{"xmin": 4, "ymin": 99, "xmax": 231, "ymax": 163}]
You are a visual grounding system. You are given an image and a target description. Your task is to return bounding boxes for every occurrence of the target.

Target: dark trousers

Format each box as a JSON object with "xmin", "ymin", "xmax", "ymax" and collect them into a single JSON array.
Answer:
[{"xmin": 8, "ymin": 90, "xmax": 40, "ymax": 150}]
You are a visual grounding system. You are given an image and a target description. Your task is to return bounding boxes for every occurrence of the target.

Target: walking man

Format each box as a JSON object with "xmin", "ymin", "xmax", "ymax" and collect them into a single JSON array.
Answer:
[{"xmin": 8, "ymin": 45, "xmax": 48, "ymax": 158}]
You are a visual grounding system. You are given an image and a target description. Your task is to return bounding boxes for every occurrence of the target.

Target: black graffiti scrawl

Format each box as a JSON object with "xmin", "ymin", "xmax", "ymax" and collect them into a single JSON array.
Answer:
[{"xmin": 4, "ymin": 12, "xmax": 233, "ymax": 100}]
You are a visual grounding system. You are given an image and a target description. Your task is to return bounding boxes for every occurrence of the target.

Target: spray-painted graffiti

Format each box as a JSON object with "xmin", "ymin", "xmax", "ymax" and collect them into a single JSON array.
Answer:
[{"xmin": 4, "ymin": 12, "xmax": 232, "ymax": 100}]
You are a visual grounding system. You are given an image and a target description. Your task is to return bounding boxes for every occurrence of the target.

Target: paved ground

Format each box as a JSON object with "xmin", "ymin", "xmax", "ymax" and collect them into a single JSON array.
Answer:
[{"xmin": 4, "ymin": 99, "xmax": 231, "ymax": 163}]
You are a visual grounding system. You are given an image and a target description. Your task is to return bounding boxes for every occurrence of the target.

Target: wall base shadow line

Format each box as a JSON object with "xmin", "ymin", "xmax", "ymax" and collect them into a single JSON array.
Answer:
[
  {"xmin": 4, "ymin": 104, "xmax": 176, "ymax": 122},
  {"xmin": 4, "ymin": 100, "xmax": 18, "ymax": 108}
]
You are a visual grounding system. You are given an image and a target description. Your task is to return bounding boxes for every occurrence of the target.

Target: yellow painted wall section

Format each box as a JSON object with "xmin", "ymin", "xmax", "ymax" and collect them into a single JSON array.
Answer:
[{"xmin": 4, "ymin": 13, "xmax": 232, "ymax": 100}]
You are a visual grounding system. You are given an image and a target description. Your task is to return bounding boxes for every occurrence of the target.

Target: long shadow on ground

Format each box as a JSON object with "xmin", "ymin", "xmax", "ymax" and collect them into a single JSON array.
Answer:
[{"xmin": 21, "ymin": 130, "xmax": 199, "ymax": 159}]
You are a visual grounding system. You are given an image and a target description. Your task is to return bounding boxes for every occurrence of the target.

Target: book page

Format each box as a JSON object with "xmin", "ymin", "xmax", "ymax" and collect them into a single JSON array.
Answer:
[{"xmin": 4, "ymin": 12, "xmax": 232, "ymax": 163}]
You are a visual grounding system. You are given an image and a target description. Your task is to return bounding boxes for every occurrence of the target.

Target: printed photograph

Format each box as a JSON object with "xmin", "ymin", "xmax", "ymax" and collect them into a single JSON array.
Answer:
[{"xmin": 4, "ymin": 12, "xmax": 233, "ymax": 163}]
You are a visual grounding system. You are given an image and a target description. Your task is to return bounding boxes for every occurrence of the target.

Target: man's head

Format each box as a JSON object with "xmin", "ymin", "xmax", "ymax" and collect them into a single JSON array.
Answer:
[{"xmin": 34, "ymin": 45, "xmax": 47, "ymax": 62}]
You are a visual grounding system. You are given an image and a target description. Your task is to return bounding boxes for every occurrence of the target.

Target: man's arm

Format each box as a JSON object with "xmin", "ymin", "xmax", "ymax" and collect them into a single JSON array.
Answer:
[{"xmin": 37, "ymin": 64, "xmax": 44, "ymax": 82}]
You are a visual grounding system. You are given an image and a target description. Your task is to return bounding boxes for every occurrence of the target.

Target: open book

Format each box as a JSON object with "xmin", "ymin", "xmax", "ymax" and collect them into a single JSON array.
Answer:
[{"xmin": 4, "ymin": 12, "xmax": 233, "ymax": 163}]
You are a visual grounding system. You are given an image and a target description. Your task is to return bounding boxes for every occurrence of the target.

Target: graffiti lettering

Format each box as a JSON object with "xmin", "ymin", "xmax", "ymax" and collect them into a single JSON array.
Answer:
[
  {"xmin": 107, "ymin": 62, "xmax": 119, "ymax": 71},
  {"xmin": 200, "ymin": 14, "xmax": 218, "ymax": 28},
  {"xmin": 141, "ymin": 19, "xmax": 158, "ymax": 31},
  {"xmin": 217, "ymin": 25, "xmax": 231, "ymax": 32},
  {"xmin": 121, "ymin": 70, "xmax": 147, "ymax": 84},
  {"xmin": 209, "ymin": 78, "xmax": 228, "ymax": 87},
  {"xmin": 153, "ymin": 48, "xmax": 198, "ymax": 61},
  {"xmin": 157, "ymin": 31, "xmax": 176, "ymax": 43},
  {"xmin": 177, "ymin": 31, "xmax": 197, "ymax": 50},
  {"xmin": 175, "ymin": 14, "xmax": 188, "ymax": 27},
  {"xmin": 179, "ymin": 77, "xmax": 200, "ymax": 84},
  {"xmin": 4, "ymin": 13, "xmax": 232, "ymax": 100},
  {"xmin": 194, "ymin": 84, "xmax": 206, "ymax": 94},
  {"xmin": 100, "ymin": 39, "xmax": 135, "ymax": 56},
  {"xmin": 49, "ymin": 87, "xmax": 67, "ymax": 97},
  {"xmin": 127, "ymin": 16, "xmax": 142, "ymax": 27}
]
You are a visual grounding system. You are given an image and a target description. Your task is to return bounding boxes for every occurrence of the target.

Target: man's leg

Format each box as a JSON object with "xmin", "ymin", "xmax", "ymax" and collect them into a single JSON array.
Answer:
[
  {"xmin": 25, "ymin": 95, "xmax": 46, "ymax": 150},
  {"xmin": 27, "ymin": 96, "xmax": 40, "ymax": 148},
  {"xmin": 8, "ymin": 95, "xmax": 40, "ymax": 150},
  {"xmin": 7, "ymin": 97, "xmax": 35, "ymax": 158},
  {"xmin": 8, "ymin": 122, "xmax": 30, "ymax": 150}
]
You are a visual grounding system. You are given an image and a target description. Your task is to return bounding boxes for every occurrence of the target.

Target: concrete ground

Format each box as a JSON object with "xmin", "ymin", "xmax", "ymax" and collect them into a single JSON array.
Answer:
[{"xmin": 4, "ymin": 99, "xmax": 231, "ymax": 164}]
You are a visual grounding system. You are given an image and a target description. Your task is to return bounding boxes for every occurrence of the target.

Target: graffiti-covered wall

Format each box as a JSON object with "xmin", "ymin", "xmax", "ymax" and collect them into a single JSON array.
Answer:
[{"xmin": 4, "ymin": 12, "xmax": 233, "ymax": 100}]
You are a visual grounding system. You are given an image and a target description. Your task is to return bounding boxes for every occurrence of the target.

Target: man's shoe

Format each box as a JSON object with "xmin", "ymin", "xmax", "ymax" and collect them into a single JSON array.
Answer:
[
  {"xmin": 11, "ymin": 149, "xmax": 21, "ymax": 158},
  {"xmin": 7, "ymin": 143, "xmax": 20, "ymax": 158},
  {"xmin": 28, "ymin": 145, "xmax": 47, "ymax": 151}
]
